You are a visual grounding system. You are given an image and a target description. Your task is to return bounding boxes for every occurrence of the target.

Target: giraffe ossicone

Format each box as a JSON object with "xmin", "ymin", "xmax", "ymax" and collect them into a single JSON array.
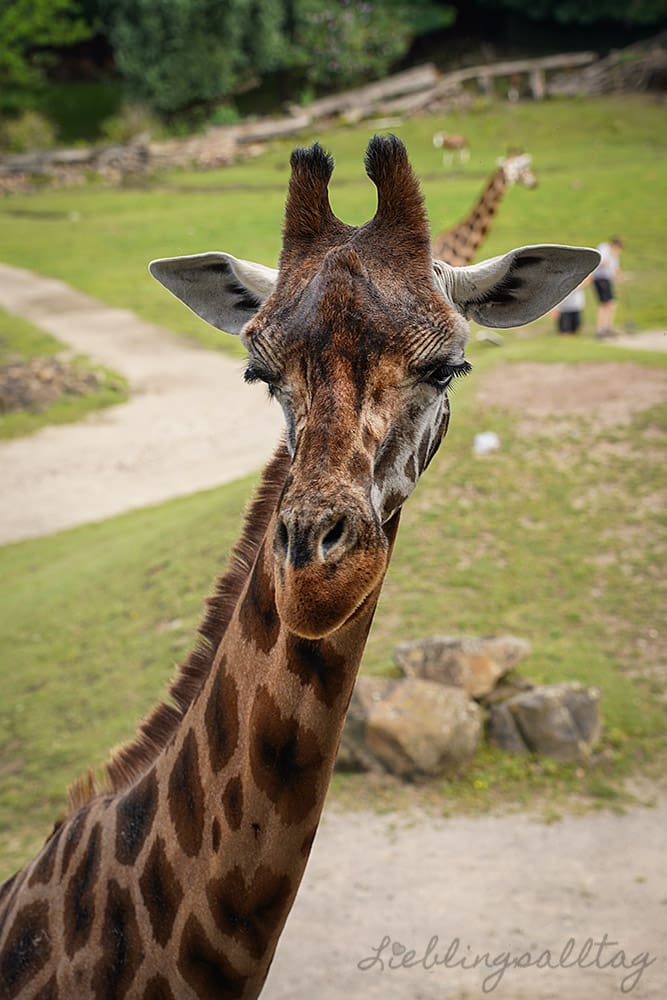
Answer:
[{"xmin": 0, "ymin": 135, "xmax": 599, "ymax": 1000}]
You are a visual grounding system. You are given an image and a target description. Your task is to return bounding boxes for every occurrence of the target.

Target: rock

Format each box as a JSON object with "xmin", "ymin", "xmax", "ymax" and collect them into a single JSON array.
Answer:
[
  {"xmin": 393, "ymin": 635, "xmax": 531, "ymax": 699},
  {"xmin": 336, "ymin": 676, "xmax": 399, "ymax": 772},
  {"xmin": 488, "ymin": 682, "xmax": 602, "ymax": 762},
  {"xmin": 479, "ymin": 671, "xmax": 535, "ymax": 706},
  {"xmin": 365, "ymin": 678, "xmax": 482, "ymax": 779}
]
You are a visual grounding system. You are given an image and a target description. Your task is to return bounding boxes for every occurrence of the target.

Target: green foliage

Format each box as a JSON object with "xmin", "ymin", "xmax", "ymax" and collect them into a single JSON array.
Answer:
[
  {"xmin": 101, "ymin": 0, "xmax": 287, "ymax": 115},
  {"xmin": 0, "ymin": 109, "xmax": 57, "ymax": 152},
  {"xmin": 476, "ymin": 0, "xmax": 667, "ymax": 25},
  {"xmin": 100, "ymin": 103, "xmax": 164, "ymax": 144},
  {"xmin": 286, "ymin": 0, "xmax": 454, "ymax": 90},
  {"xmin": 100, "ymin": 0, "xmax": 452, "ymax": 116},
  {"xmin": 0, "ymin": 0, "xmax": 92, "ymax": 109}
]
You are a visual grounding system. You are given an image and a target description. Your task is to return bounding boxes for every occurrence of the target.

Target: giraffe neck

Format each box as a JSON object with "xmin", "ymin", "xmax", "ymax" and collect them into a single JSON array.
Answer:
[
  {"xmin": 432, "ymin": 167, "xmax": 508, "ymax": 266},
  {"xmin": 0, "ymin": 453, "xmax": 400, "ymax": 1000}
]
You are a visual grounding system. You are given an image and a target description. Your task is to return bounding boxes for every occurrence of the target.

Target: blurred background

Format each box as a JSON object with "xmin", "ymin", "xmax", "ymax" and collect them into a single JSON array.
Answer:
[{"xmin": 1, "ymin": 1, "xmax": 666, "ymax": 147}]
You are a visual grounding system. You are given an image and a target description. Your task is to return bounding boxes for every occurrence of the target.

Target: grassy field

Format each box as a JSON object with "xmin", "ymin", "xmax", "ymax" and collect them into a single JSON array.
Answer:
[
  {"xmin": 0, "ymin": 95, "xmax": 665, "ymax": 354},
  {"xmin": 0, "ymin": 307, "xmax": 127, "ymax": 439},
  {"xmin": 0, "ymin": 94, "xmax": 666, "ymax": 881}
]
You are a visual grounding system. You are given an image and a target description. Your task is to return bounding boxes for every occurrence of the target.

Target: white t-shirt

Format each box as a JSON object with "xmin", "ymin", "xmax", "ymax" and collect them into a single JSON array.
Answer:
[
  {"xmin": 558, "ymin": 286, "xmax": 585, "ymax": 312},
  {"xmin": 595, "ymin": 242, "xmax": 621, "ymax": 280}
]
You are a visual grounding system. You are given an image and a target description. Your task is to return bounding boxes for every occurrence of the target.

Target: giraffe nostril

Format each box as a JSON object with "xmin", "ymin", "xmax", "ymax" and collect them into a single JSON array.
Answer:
[
  {"xmin": 323, "ymin": 518, "xmax": 344, "ymax": 549},
  {"xmin": 320, "ymin": 515, "xmax": 349, "ymax": 560}
]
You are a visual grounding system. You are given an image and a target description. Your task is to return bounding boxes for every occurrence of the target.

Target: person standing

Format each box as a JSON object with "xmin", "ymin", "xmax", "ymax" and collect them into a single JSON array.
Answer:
[
  {"xmin": 592, "ymin": 237, "xmax": 623, "ymax": 338},
  {"xmin": 554, "ymin": 280, "xmax": 587, "ymax": 335}
]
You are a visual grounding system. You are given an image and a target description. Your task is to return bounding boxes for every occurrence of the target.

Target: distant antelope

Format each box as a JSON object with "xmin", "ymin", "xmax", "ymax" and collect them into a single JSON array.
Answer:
[{"xmin": 432, "ymin": 131, "xmax": 470, "ymax": 166}]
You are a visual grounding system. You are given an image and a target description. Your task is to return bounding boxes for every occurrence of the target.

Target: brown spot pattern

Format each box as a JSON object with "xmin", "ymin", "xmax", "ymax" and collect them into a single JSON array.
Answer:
[
  {"xmin": 416, "ymin": 427, "xmax": 431, "ymax": 473},
  {"xmin": 222, "ymin": 776, "xmax": 244, "ymax": 832},
  {"xmin": 60, "ymin": 809, "xmax": 86, "ymax": 876},
  {"xmin": 177, "ymin": 913, "xmax": 247, "ymax": 999},
  {"xmin": 92, "ymin": 878, "xmax": 143, "ymax": 1000},
  {"xmin": 250, "ymin": 686, "xmax": 324, "ymax": 824},
  {"xmin": 64, "ymin": 821, "xmax": 102, "ymax": 958},
  {"xmin": 115, "ymin": 770, "xmax": 158, "ymax": 866},
  {"xmin": 28, "ymin": 822, "xmax": 64, "ymax": 888},
  {"xmin": 204, "ymin": 666, "xmax": 240, "ymax": 774},
  {"xmin": 138, "ymin": 836, "xmax": 183, "ymax": 948},
  {"xmin": 206, "ymin": 864, "xmax": 292, "ymax": 959},
  {"xmin": 285, "ymin": 634, "xmax": 347, "ymax": 707},
  {"xmin": 211, "ymin": 817, "xmax": 221, "ymax": 852},
  {"xmin": 238, "ymin": 553, "xmax": 280, "ymax": 654},
  {"xmin": 168, "ymin": 730, "xmax": 205, "ymax": 857},
  {"xmin": 34, "ymin": 974, "xmax": 59, "ymax": 1000},
  {"xmin": 143, "ymin": 974, "xmax": 175, "ymax": 1000},
  {"xmin": 0, "ymin": 900, "xmax": 51, "ymax": 997}
]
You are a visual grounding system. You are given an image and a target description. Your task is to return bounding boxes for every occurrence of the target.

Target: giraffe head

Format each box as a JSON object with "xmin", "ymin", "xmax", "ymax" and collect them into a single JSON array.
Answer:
[
  {"xmin": 150, "ymin": 136, "xmax": 597, "ymax": 639},
  {"xmin": 498, "ymin": 151, "xmax": 537, "ymax": 188}
]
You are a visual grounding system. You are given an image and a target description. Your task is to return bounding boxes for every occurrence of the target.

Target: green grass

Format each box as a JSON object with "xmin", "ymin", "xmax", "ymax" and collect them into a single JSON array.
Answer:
[
  {"xmin": 0, "ymin": 95, "xmax": 666, "ymax": 879},
  {"xmin": 0, "ymin": 307, "xmax": 127, "ymax": 439},
  {"xmin": 0, "ymin": 95, "xmax": 665, "ymax": 357},
  {"xmin": 0, "ymin": 330, "xmax": 665, "ymax": 880}
]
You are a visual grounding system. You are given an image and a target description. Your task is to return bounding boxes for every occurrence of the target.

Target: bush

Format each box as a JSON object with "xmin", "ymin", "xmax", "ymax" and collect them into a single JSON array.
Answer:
[
  {"xmin": 0, "ymin": 109, "xmax": 57, "ymax": 153},
  {"xmin": 100, "ymin": 103, "xmax": 163, "ymax": 144}
]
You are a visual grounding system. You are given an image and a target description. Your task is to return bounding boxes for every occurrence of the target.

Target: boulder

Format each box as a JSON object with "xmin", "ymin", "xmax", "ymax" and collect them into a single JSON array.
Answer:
[
  {"xmin": 336, "ymin": 676, "xmax": 399, "ymax": 772},
  {"xmin": 488, "ymin": 682, "xmax": 602, "ymax": 762},
  {"xmin": 393, "ymin": 635, "xmax": 531, "ymax": 699},
  {"xmin": 365, "ymin": 678, "xmax": 482, "ymax": 779}
]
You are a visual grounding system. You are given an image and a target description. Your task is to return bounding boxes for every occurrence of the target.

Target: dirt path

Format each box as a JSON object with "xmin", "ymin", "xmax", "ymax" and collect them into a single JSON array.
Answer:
[
  {"xmin": 264, "ymin": 798, "xmax": 666, "ymax": 999},
  {"xmin": 0, "ymin": 262, "xmax": 280, "ymax": 543}
]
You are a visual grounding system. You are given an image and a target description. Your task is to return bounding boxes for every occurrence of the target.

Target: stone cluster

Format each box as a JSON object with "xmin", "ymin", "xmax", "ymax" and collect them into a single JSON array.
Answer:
[
  {"xmin": 337, "ymin": 635, "xmax": 601, "ymax": 779},
  {"xmin": 0, "ymin": 356, "xmax": 101, "ymax": 413}
]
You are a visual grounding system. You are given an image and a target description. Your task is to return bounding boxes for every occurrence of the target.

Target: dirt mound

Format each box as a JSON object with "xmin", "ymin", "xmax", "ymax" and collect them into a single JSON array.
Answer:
[
  {"xmin": 476, "ymin": 361, "xmax": 666, "ymax": 429},
  {"xmin": 0, "ymin": 356, "xmax": 101, "ymax": 413}
]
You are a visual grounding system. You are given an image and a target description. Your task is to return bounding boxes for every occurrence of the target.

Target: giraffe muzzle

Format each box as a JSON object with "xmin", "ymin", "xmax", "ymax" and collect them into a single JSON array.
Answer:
[
  {"xmin": 272, "ymin": 501, "xmax": 387, "ymax": 639},
  {"xmin": 274, "ymin": 508, "xmax": 358, "ymax": 570}
]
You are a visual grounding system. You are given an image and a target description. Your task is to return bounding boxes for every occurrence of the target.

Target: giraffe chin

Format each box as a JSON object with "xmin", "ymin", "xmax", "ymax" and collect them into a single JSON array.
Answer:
[{"xmin": 274, "ymin": 548, "xmax": 388, "ymax": 640}]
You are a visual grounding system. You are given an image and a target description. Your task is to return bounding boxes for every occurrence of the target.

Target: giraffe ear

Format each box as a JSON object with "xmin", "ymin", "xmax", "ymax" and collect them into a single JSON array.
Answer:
[
  {"xmin": 149, "ymin": 252, "xmax": 278, "ymax": 335},
  {"xmin": 433, "ymin": 245, "xmax": 600, "ymax": 329}
]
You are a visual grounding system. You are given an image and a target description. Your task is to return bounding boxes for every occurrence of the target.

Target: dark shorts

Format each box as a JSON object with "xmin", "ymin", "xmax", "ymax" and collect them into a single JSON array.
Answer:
[
  {"xmin": 593, "ymin": 278, "xmax": 615, "ymax": 304},
  {"xmin": 558, "ymin": 310, "xmax": 581, "ymax": 334}
]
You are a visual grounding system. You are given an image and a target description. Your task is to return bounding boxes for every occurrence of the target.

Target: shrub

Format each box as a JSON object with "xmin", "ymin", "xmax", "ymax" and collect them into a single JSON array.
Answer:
[{"xmin": 0, "ymin": 109, "xmax": 57, "ymax": 152}]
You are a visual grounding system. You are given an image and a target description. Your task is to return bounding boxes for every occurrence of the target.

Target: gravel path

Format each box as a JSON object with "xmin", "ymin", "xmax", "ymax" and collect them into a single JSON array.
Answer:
[
  {"xmin": 1, "ymin": 264, "xmax": 665, "ymax": 999},
  {"xmin": 264, "ymin": 799, "xmax": 667, "ymax": 999},
  {"xmin": 0, "ymin": 262, "xmax": 280, "ymax": 543}
]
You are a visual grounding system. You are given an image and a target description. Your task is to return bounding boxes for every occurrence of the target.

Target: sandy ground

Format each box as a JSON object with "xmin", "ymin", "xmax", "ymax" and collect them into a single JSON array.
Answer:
[
  {"xmin": 264, "ymin": 798, "xmax": 667, "ymax": 1000},
  {"xmin": 0, "ymin": 262, "xmax": 281, "ymax": 543},
  {"xmin": 1, "ymin": 264, "xmax": 666, "ymax": 998}
]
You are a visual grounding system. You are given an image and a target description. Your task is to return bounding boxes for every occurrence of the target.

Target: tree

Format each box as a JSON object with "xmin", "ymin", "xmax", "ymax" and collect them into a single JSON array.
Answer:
[
  {"xmin": 285, "ymin": 0, "xmax": 455, "ymax": 90},
  {"xmin": 475, "ymin": 0, "xmax": 667, "ymax": 25},
  {"xmin": 0, "ymin": 0, "xmax": 92, "ymax": 102},
  {"xmin": 101, "ymin": 0, "xmax": 454, "ymax": 116},
  {"xmin": 101, "ymin": 0, "xmax": 287, "ymax": 115}
]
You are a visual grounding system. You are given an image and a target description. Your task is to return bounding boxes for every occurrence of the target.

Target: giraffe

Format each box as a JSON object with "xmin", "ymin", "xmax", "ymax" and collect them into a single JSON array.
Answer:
[
  {"xmin": 432, "ymin": 152, "xmax": 537, "ymax": 266},
  {"xmin": 0, "ymin": 136, "xmax": 598, "ymax": 1000}
]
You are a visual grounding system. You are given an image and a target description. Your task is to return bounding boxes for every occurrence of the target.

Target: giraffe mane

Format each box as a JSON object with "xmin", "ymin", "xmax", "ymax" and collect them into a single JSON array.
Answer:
[{"xmin": 67, "ymin": 441, "xmax": 291, "ymax": 812}]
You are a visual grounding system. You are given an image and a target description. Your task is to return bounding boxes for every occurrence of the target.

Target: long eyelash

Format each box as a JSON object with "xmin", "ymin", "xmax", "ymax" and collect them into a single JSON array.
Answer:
[
  {"xmin": 244, "ymin": 364, "xmax": 278, "ymax": 399},
  {"xmin": 243, "ymin": 365, "xmax": 262, "ymax": 384},
  {"xmin": 446, "ymin": 360, "xmax": 472, "ymax": 379}
]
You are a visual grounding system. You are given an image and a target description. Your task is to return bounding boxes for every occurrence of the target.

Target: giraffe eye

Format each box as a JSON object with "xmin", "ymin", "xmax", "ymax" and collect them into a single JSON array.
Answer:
[
  {"xmin": 244, "ymin": 363, "xmax": 280, "ymax": 397},
  {"xmin": 422, "ymin": 359, "xmax": 472, "ymax": 389}
]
